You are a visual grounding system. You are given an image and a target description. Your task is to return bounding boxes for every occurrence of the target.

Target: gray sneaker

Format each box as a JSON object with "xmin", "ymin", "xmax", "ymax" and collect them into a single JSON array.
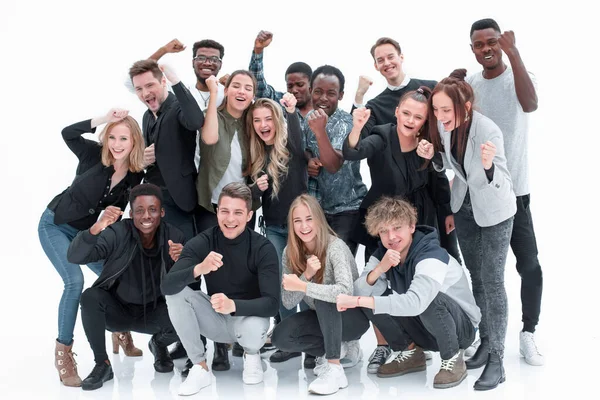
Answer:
[
  {"xmin": 340, "ymin": 340, "xmax": 363, "ymax": 369},
  {"xmin": 367, "ymin": 345, "xmax": 391, "ymax": 374}
]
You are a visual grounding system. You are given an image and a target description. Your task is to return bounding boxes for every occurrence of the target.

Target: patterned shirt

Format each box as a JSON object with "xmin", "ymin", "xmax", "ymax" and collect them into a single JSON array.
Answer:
[{"xmin": 301, "ymin": 108, "xmax": 367, "ymax": 214}]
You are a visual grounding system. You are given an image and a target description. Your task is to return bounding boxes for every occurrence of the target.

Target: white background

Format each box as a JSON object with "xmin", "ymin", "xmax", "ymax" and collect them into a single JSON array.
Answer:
[{"xmin": 0, "ymin": 0, "xmax": 598, "ymax": 398}]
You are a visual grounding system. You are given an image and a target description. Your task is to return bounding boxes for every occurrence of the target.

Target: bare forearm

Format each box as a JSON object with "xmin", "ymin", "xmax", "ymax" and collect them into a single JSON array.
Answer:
[
  {"xmin": 506, "ymin": 49, "xmax": 538, "ymax": 112},
  {"xmin": 314, "ymin": 131, "xmax": 343, "ymax": 173},
  {"xmin": 201, "ymin": 98, "xmax": 219, "ymax": 145},
  {"xmin": 148, "ymin": 46, "xmax": 167, "ymax": 61}
]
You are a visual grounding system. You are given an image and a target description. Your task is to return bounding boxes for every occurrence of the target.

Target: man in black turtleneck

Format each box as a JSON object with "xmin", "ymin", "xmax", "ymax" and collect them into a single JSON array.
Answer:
[
  {"xmin": 162, "ymin": 182, "xmax": 280, "ymax": 396},
  {"xmin": 67, "ymin": 183, "xmax": 185, "ymax": 391}
]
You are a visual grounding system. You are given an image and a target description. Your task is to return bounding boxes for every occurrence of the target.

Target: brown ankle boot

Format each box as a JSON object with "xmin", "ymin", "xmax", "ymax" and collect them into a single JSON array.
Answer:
[
  {"xmin": 55, "ymin": 340, "xmax": 82, "ymax": 387},
  {"xmin": 112, "ymin": 332, "xmax": 143, "ymax": 357}
]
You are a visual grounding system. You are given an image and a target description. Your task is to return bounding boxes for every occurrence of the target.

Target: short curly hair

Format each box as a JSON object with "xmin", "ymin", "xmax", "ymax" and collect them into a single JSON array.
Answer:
[{"xmin": 365, "ymin": 196, "xmax": 417, "ymax": 237}]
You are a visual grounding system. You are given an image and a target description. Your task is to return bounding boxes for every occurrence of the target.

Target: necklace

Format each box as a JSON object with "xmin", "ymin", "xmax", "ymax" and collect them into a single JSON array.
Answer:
[{"xmin": 198, "ymin": 91, "xmax": 210, "ymax": 108}]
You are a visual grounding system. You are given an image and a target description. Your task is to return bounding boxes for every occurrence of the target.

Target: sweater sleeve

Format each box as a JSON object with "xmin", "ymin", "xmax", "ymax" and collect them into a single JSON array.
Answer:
[
  {"xmin": 67, "ymin": 226, "xmax": 118, "ymax": 265},
  {"xmin": 280, "ymin": 250, "xmax": 309, "ymax": 310},
  {"xmin": 286, "ymin": 111, "xmax": 304, "ymax": 158},
  {"xmin": 373, "ymin": 258, "xmax": 447, "ymax": 316},
  {"xmin": 161, "ymin": 234, "xmax": 209, "ymax": 296},
  {"xmin": 353, "ymin": 252, "xmax": 389, "ymax": 296},
  {"xmin": 232, "ymin": 241, "xmax": 280, "ymax": 317},
  {"xmin": 172, "ymin": 82, "xmax": 204, "ymax": 131},
  {"xmin": 305, "ymin": 239, "xmax": 356, "ymax": 303}
]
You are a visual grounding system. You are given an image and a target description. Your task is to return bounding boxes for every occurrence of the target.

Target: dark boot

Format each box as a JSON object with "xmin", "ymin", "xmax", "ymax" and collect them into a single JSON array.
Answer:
[
  {"xmin": 169, "ymin": 341, "xmax": 187, "ymax": 360},
  {"xmin": 473, "ymin": 353, "xmax": 506, "ymax": 391},
  {"xmin": 81, "ymin": 361, "xmax": 113, "ymax": 391},
  {"xmin": 232, "ymin": 342, "xmax": 244, "ymax": 357},
  {"xmin": 303, "ymin": 353, "xmax": 316, "ymax": 369},
  {"xmin": 269, "ymin": 349, "xmax": 302, "ymax": 363},
  {"xmin": 148, "ymin": 336, "xmax": 174, "ymax": 373},
  {"xmin": 181, "ymin": 358, "xmax": 193, "ymax": 378},
  {"xmin": 212, "ymin": 342, "xmax": 231, "ymax": 371},
  {"xmin": 465, "ymin": 339, "xmax": 489, "ymax": 370}
]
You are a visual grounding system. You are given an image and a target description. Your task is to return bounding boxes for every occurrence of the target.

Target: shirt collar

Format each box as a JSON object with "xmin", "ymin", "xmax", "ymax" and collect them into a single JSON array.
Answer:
[{"xmin": 387, "ymin": 75, "xmax": 411, "ymax": 91}]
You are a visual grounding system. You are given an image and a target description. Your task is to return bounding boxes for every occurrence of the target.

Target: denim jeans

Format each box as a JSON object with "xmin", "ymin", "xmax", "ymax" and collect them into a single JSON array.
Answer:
[
  {"xmin": 38, "ymin": 208, "xmax": 103, "ymax": 345},
  {"xmin": 511, "ymin": 194, "xmax": 543, "ymax": 333},
  {"xmin": 272, "ymin": 300, "xmax": 369, "ymax": 359},
  {"xmin": 364, "ymin": 291, "xmax": 475, "ymax": 360},
  {"xmin": 453, "ymin": 192, "xmax": 513, "ymax": 356}
]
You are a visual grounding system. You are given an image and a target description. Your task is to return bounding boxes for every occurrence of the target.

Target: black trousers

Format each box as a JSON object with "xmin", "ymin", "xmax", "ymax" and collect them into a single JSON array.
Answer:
[
  {"xmin": 326, "ymin": 211, "xmax": 360, "ymax": 256},
  {"xmin": 272, "ymin": 300, "xmax": 369, "ymax": 359},
  {"xmin": 511, "ymin": 194, "xmax": 543, "ymax": 333},
  {"xmin": 80, "ymin": 287, "xmax": 178, "ymax": 363},
  {"xmin": 363, "ymin": 291, "xmax": 475, "ymax": 360}
]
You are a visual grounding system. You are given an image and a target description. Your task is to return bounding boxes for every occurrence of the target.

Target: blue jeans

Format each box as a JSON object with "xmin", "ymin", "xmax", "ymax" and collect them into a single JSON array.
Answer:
[
  {"xmin": 38, "ymin": 208, "xmax": 103, "ymax": 345},
  {"xmin": 265, "ymin": 224, "xmax": 298, "ymax": 321}
]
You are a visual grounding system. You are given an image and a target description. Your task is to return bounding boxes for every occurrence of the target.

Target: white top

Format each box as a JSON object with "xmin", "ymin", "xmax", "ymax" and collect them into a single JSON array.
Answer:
[
  {"xmin": 210, "ymin": 130, "xmax": 244, "ymax": 204},
  {"xmin": 467, "ymin": 68, "xmax": 537, "ymax": 196}
]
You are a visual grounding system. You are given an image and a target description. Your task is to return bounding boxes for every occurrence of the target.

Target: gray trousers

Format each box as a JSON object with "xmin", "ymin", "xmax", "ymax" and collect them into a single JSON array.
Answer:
[
  {"xmin": 166, "ymin": 287, "xmax": 269, "ymax": 364},
  {"xmin": 454, "ymin": 192, "xmax": 513, "ymax": 356}
]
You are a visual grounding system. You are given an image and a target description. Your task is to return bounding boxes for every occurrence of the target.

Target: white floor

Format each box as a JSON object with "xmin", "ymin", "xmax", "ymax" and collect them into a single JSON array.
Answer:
[{"xmin": 4, "ymin": 241, "xmax": 598, "ymax": 400}]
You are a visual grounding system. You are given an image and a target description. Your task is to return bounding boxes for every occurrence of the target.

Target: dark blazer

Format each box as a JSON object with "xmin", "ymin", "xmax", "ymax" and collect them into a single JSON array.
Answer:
[
  {"xmin": 47, "ymin": 119, "xmax": 144, "ymax": 229},
  {"xmin": 67, "ymin": 219, "xmax": 185, "ymax": 292},
  {"xmin": 343, "ymin": 123, "xmax": 452, "ymax": 220},
  {"xmin": 143, "ymin": 82, "xmax": 204, "ymax": 213}
]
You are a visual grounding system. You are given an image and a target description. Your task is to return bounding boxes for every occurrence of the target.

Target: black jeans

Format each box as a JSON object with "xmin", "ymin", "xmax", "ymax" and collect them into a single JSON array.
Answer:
[
  {"xmin": 511, "ymin": 194, "xmax": 543, "ymax": 333},
  {"xmin": 326, "ymin": 211, "xmax": 360, "ymax": 256},
  {"xmin": 272, "ymin": 300, "xmax": 369, "ymax": 359},
  {"xmin": 364, "ymin": 291, "xmax": 475, "ymax": 360},
  {"xmin": 81, "ymin": 287, "xmax": 178, "ymax": 363}
]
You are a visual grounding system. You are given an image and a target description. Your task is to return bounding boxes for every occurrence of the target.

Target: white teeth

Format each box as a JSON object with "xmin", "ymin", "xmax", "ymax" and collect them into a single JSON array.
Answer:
[
  {"xmin": 235, "ymin": 97, "xmax": 245, "ymax": 101},
  {"xmin": 142, "ymin": 222, "xmax": 152, "ymax": 227}
]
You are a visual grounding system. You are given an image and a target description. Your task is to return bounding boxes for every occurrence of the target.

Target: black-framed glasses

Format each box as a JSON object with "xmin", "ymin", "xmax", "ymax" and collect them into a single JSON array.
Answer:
[{"xmin": 193, "ymin": 55, "xmax": 222, "ymax": 64}]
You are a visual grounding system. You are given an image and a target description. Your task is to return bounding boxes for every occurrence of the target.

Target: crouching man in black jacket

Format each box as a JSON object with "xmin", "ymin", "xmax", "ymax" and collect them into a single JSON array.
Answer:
[{"xmin": 67, "ymin": 183, "xmax": 185, "ymax": 391}]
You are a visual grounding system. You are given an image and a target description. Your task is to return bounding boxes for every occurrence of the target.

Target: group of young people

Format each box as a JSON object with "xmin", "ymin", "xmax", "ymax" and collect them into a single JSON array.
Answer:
[{"xmin": 38, "ymin": 17, "xmax": 544, "ymax": 396}]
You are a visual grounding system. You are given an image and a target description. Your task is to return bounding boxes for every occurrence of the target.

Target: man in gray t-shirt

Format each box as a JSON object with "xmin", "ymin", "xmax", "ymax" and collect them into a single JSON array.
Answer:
[{"xmin": 467, "ymin": 18, "xmax": 544, "ymax": 368}]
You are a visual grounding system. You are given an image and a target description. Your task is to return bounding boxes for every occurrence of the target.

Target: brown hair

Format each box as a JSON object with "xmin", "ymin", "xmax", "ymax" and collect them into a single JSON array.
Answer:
[
  {"xmin": 285, "ymin": 195, "xmax": 336, "ymax": 284},
  {"xmin": 128, "ymin": 59, "xmax": 163, "ymax": 82},
  {"xmin": 98, "ymin": 116, "xmax": 145, "ymax": 172},
  {"xmin": 370, "ymin": 37, "xmax": 402, "ymax": 59},
  {"xmin": 427, "ymin": 69, "xmax": 474, "ymax": 164},
  {"xmin": 217, "ymin": 182, "xmax": 252, "ymax": 211},
  {"xmin": 365, "ymin": 196, "xmax": 417, "ymax": 237}
]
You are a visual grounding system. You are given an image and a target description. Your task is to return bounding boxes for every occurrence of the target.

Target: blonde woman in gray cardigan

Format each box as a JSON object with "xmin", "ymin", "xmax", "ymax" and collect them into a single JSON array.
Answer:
[{"xmin": 271, "ymin": 194, "xmax": 369, "ymax": 396}]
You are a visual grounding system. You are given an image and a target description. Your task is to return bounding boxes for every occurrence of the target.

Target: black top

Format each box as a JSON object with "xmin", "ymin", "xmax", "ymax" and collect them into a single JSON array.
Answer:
[
  {"xmin": 114, "ymin": 239, "xmax": 163, "ymax": 306},
  {"xmin": 343, "ymin": 123, "xmax": 452, "ymax": 247},
  {"xmin": 252, "ymin": 112, "xmax": 308, "ymax": 226},
  {"xmin": 67, "ymin": 219, "xmax": 185, "ymax": 295},
  {"xmin": 351, "ymin": 78, "xmax": 437, "ymax": 138},
  {"xmin": 161, "ymin": 226, "xmax": 280, "ymax": 318},
  {"xmin": 47, "ymin": 119, "xmax": 144, "ymax": 230},
  {"xmin": 142, "ymin": 82, "xmax": 204, "ymax": 212}
]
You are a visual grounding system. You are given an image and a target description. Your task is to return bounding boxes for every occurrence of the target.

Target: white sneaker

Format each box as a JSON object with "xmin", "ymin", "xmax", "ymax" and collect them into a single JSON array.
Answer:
[
  {"xmin": 243, "ymin": 353, "xmax": 264, "ymax": 384},
  {"xmin": 520, "ymin": 331, "xmax": 544, "ymax": 366},
  {"xmin": 178, "ymin": 365, "xmax": 211, "ymax": 396},
  {"xmin": 424, "ymin": 350, "xmax": 433, "ymax": 361},
  {"xmin": 313, "ymin": 355, "xmax": 328, "ymax": 376},
  {"xmin": 465, "ymin": 338, "xmax": 481, "ymax": 358},
  {"xmin": 340, "ymin": 340, "xmax": 363, "ymax": 368},
  {"xmin": 308, "ymin": 363, "xmax": 348, "ymax": 395}
]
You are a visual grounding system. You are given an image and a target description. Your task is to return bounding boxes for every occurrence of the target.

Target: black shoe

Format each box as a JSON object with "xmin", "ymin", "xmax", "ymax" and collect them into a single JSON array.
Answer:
[
  {"xmin": 212, "ymin": 342, "xmax": 231, "ymax": 371},
  {"xmin": 232, "ymin": 342, "xmax": 244, "ymax": 357},
  {"xmin": 303, "ymin": 353, "xmax": 316, "ymax": 369},
  {"xmin": 82, "ymin": 362, "xmax": 113, "ymax": 391},
  {"xmin": 148, "ymin": 336, "xmax": 174, "ymax": 373},
  {"xmin": 474, "ymin": 353, "xmax": 506, "ymax": 391},
  {"xmin": 466, "ymin": 340, "xmax": 489, "ymax": 370},
  {"xmin": 181, "ymin": 358, "xmax": 193, "ymax": 378},
  {"xmin": 269, "ymin": 350, "xmax": 302, "ymax": 363},
  {"xmin": 169, "ymin": 341, "xmax": 187, "ymax": 360}
]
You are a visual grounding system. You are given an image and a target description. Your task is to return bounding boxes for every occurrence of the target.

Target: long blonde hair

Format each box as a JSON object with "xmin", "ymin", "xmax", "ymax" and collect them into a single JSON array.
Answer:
[
  {"xmin": 98, "ymin": 116, "xmax": 145, "ymax": 173},
  {"xmin": 246, "ymin": 98, "xmax": 290, "ymax": 199},
  {"xmin": 285, "ymin": 195, "xmax": 336, "ymax": 284}
]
